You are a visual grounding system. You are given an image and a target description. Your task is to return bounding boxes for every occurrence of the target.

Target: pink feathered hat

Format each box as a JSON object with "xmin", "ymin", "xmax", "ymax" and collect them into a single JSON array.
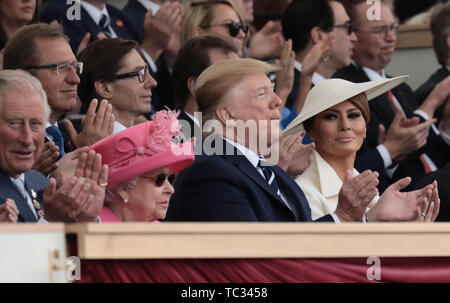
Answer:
[{"xmin": 89, "ymin": 110, "xmax": 194, "ymax": 187}]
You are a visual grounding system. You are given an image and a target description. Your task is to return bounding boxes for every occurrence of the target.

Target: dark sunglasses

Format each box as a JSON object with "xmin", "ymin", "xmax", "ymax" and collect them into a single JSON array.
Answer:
[
  {"xmin": 203, "ymin": 21, "xmax": 249, "ymax": 37},
  {"xmin": 152, "ymin": 173, "xmax": 176, "ymax": 187},
  {"xmin": 333, "ymin": 21, "xmax": 354, "ymax": 35}
]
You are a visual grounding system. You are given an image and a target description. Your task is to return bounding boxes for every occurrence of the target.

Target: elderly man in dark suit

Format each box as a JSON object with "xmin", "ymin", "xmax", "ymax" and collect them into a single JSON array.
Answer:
[
  {"xmin": 0, "ymin": 69, "xmax": 108, "ymax": 222},
  {"xmin": 333, "ymin": 0, "xmax": 450, "ymax": 187},
  {"xmin": 166, "ymin": 58, "xmax": 435, "ymax": 222}
]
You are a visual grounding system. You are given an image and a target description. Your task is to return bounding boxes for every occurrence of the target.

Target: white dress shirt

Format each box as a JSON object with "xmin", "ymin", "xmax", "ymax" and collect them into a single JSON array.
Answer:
[
  {"xmin": 113, "ymin": 121, "xmax": 127, "ymax": 134},
  {"xmin": 137, "ymin": 0, "xmax": 160, "ymax": 13},
  {"xmin": 294, "ymin": 60, "xmax": 326, "ymax": 86}
]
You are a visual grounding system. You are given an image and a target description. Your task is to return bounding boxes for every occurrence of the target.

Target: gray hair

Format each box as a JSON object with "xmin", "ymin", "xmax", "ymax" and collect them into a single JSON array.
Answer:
[
  {"xmin": 0, "ymin": 69, "xmax": 50, "ymax": 121},
  {"xmin": 104, "ymin": 176, "xmax": 140, "ymax": 205}
]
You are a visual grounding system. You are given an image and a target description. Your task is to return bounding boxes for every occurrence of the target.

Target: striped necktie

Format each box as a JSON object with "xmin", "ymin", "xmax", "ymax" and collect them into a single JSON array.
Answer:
[
  {"xmin": 258, "ymin": 157, "xmax": 281, "ymax": 197},
  {"xmin": 46, "ymin": 125, "xmax": 65, "ymax": 156},
  {"xmin": 99, "ymin": 14, "xmax": 112, "ymax": 37}
]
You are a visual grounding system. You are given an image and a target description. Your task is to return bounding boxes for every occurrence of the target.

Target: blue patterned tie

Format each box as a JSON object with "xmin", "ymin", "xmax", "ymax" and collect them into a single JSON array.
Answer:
[
  {"xmin": 258, "ymin": 157, "xmax": 281, "ymax": 197},
  {"xmin": 46, "ymin": 125, "xmax": 65, "ymax": 156},
  {"xmin": 99, "ymin": 14, "xmax": 112, "ymax": 37}
]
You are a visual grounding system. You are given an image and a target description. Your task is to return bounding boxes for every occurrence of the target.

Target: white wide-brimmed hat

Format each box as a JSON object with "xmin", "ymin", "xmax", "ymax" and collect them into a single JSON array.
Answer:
[{"xmin": 283, "ymin": 75, "xmax": 409, "ymax": 136}]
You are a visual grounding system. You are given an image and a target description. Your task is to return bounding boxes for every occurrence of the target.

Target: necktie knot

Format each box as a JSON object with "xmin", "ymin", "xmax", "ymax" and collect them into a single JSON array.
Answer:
[
  {"xmin": 46, "ymin": 125, "xmax": 65, "ymax": 156},
  {"xmin": 99, "ymin": 14, "xmax": 112, "ymax": 37}
]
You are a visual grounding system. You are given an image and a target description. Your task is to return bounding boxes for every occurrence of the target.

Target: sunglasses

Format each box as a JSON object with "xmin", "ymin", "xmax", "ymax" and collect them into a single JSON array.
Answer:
[
  {"xmin": 333, "ymin": 21, "xmax": 354, "ymax": 35},
  {"xmin": 203, "ymin": 21, "xmax": 249, "ymax": 37},
  {"xmin": 151, "ymin": 173, "xmax": 176, "ymax": 187}
]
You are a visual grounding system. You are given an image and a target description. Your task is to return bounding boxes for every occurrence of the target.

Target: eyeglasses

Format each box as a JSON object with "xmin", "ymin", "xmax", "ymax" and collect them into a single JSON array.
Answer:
[
  {"xmin": 333, "ymin": 21, "xmax": 354, "ymax": 35},
  {"xmin": 355, "ymin": 23, "xmax": 399, "ymax": 38},
  {"xmin": 25, "ymin": 61, "xmax": 83, "ymax": 75},
  {"xmin": 203, "ymin": 21, "xmax": 249, "ymax": 37},
  {"xmin": 111, "ymin": 66, "xmax": 149, "ymax": 83},
  {"xmin": 150, "ymin": 173, "xmax": 176, "ymax": 187}
]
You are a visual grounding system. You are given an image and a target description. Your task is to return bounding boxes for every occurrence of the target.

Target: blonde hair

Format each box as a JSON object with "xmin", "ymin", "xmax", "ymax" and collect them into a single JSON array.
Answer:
[
  {"xmin": 195, "ymin": 58, "xmax": 279, "ymax": 127},
  {"xmin": 181, "ymin": 0, "xmax": 244, "ymax": 46}
]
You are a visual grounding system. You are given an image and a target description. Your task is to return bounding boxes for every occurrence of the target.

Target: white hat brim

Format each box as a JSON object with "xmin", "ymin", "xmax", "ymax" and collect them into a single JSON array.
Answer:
[{"xmin": 283, "ymin": 75, "xmax": 409, "ymax": 136}]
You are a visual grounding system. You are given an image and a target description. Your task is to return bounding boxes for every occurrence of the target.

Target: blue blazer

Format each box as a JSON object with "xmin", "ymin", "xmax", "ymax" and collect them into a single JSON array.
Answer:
[
  {"xmin": 165, "ymin": 137, "xmax": 333, "ymax": 222},
  {"xmin": 40, "ymin": 1, "xmax": 142, "ymax": 52},
  {"xmin": 0, "ymin": 169, "xmax": 48, "ymax": 222}
]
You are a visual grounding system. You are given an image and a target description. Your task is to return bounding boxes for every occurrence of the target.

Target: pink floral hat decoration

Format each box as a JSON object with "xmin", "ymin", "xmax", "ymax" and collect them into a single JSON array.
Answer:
[{"xmin": 89, "ymin": 110, "xmax": 194, "ymax": 187}]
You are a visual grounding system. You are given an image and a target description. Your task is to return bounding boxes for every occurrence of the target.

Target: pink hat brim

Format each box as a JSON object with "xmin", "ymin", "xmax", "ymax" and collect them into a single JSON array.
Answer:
[{"xmin": 107, "ymin": 142, "xmax": 194, "ymax": 187}]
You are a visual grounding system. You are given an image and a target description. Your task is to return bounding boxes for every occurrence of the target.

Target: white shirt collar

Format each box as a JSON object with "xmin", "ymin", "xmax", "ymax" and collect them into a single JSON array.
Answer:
[
  {"xmin": 81, "ymin": 0, "xmax": 109, "ymax": 25},
  {"xmin": 361, "ymin": 65, "xmax": 386, "ymax": 81},
  {"xmin": 137, "ymin": 0, "xmax": 160, "ymax": 14},
  {"xmin": 185, "ymin": 112, "xmax": 200, "ymax": 127},
  {"xmin": 312, "ymin": 149, "xmax": 359, "ymax": 198},
  {"xmin": 10, "ymin": 174, "xmax": 25, "ymax": 183},
  {"xmin": 113, "ymin": 121, "xmax": 127, "ymax": 134},
  {"xmin": 294, "ymin": 60, "xmax": 326, "ymax": 85},
  {"xmin": 222, "ymin": 137, "xmax": 261, "ymax": 168},
  {"xmin": 446, "ymin": 65, "xmax": 450, "ymax": 73}
]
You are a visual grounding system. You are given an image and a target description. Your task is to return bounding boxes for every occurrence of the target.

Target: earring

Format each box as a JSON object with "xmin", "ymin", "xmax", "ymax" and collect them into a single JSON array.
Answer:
[{"xmin": 123, "ymin": 193, "xmax": 128, "ymax": 204}]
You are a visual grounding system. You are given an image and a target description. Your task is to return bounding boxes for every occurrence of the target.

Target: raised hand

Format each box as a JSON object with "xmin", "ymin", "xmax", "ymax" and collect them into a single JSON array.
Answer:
[
  {"xmin": 275, "ymin": 39, "xmax": 295, "ymax": 109},
  {"xmin": 64, "ymin": 99, "xmax": 114, "ymax": 149},
  {"xmin": 32, "ymin": 141, "xmax": 60, "ymax": 176},
  {"xmin": 43, "ymin": 150, "xmax": 108, "ymax": 222},
  {"xmin": 142, "ymin": 2, "xmax": 183, "ymax": 61},
  {"xmin": 0, "ymin": 199, "xmax": 19, "ymax": 223},
  {"xmin": 366, "ymin": 177, "xmax": 433, "ymax": 222},
  {"xmin": 335, "ymin": 170, "xmax": 379, "ymax": 222},
  {"xmin": 248, "ymin": 20, "xmax": 285, "ymax": 60},
  {"xmin": 382, "ymin": 109, "xmax": 435, "ymax": 161}
]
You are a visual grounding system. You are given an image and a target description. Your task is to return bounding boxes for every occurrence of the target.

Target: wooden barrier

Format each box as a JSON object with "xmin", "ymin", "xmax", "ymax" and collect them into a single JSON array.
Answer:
[{"xmin": 65, "ymin": 222, "xmax": 450, "ymax": 259}]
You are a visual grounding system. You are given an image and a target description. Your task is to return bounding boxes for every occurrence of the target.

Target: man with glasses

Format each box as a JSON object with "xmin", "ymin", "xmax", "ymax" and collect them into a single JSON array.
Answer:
[
  {"xmin": 3, "ymin": 23, "xmax": 114, "ymax": 176},
  {"xmin": 77, "ymin": 38, "xmax": 157, "ymax": 134},
  {"xmin": 334, "ymin": 0, "xmax": 450, "ymax": 187}
]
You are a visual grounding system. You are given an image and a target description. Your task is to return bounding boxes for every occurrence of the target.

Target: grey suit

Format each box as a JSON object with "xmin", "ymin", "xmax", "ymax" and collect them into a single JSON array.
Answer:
[{"xmin": 0, "ymin": 169, "xmax": 48, "ymax": 222}]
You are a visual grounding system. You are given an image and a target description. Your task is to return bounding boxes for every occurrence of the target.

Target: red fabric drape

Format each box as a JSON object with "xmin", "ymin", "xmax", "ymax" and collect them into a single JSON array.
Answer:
[{"xmin": 78, "ymin": 257, "xmax": 450, "ymax": 283}]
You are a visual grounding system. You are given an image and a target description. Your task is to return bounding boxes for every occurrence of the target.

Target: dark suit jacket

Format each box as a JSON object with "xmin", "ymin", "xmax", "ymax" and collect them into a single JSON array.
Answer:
[
  {"xmin": 165, "ymin": 137, "xmax": 333, "ymax": 222},
  {"xmin": 0, "ymin": 169, "xmax": 48, "ymax": 222},
  {"xmin": 285, "ymin": 68, "xmax": 301, "ymax": 110},
  {"xmin": 333, "ymin": 64, "xmax": 450, "ymax": 184},
  {"xmin": 123, "ymin": 0, "xmax": 146, "ymax": 40},
  {"xmin": 411, "ymin": 162, "xmax": 450, "ymax": 222},
  {"xmin": 40, "ymin": 1, "xmax": 142, "ymax": 52},
  {"xmin": 415, "ymin": 66, "xmax": 450, "ymax": 123}
]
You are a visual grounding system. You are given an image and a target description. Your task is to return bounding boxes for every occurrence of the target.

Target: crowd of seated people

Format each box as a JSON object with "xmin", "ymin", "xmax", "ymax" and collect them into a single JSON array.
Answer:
[{"xmin": 0, "ymin": 0, "xmax": 448, "ymax": 224}]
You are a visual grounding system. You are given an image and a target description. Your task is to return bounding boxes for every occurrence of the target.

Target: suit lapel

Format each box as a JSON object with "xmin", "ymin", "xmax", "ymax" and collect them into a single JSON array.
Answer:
[
  {"xmin": 24, "ymin": 171, "xmax": 44, "ymax": 215},
  {"xmin": 0, "ymin": 170, "xmax": 37, "ymax": 222},
  {"xmin": 221, "ymin": 139, "xmax": 298, "ymax": 217}
]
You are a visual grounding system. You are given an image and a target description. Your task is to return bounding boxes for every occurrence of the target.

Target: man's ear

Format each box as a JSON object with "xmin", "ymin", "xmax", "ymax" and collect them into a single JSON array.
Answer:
[
  {"xmin": 310, "ymin": 26, "xmax": 326, "ymax": 44},
  {"xmin": 187, "ymin": 77, "xmax": 197, "ymax": 97},
  {"xmin": 94, "ymin": 80, "xmax": 113, "ymax": 100},
  {"xmin": 215, "ymin": 106, "xmax": 236, "ymax": 126}
]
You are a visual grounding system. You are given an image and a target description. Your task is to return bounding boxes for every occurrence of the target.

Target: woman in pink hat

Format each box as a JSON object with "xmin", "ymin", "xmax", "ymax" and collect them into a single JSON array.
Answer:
[{"xmin": 89, "ymin": 110, "xmax": 194, "ymax": 222}]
